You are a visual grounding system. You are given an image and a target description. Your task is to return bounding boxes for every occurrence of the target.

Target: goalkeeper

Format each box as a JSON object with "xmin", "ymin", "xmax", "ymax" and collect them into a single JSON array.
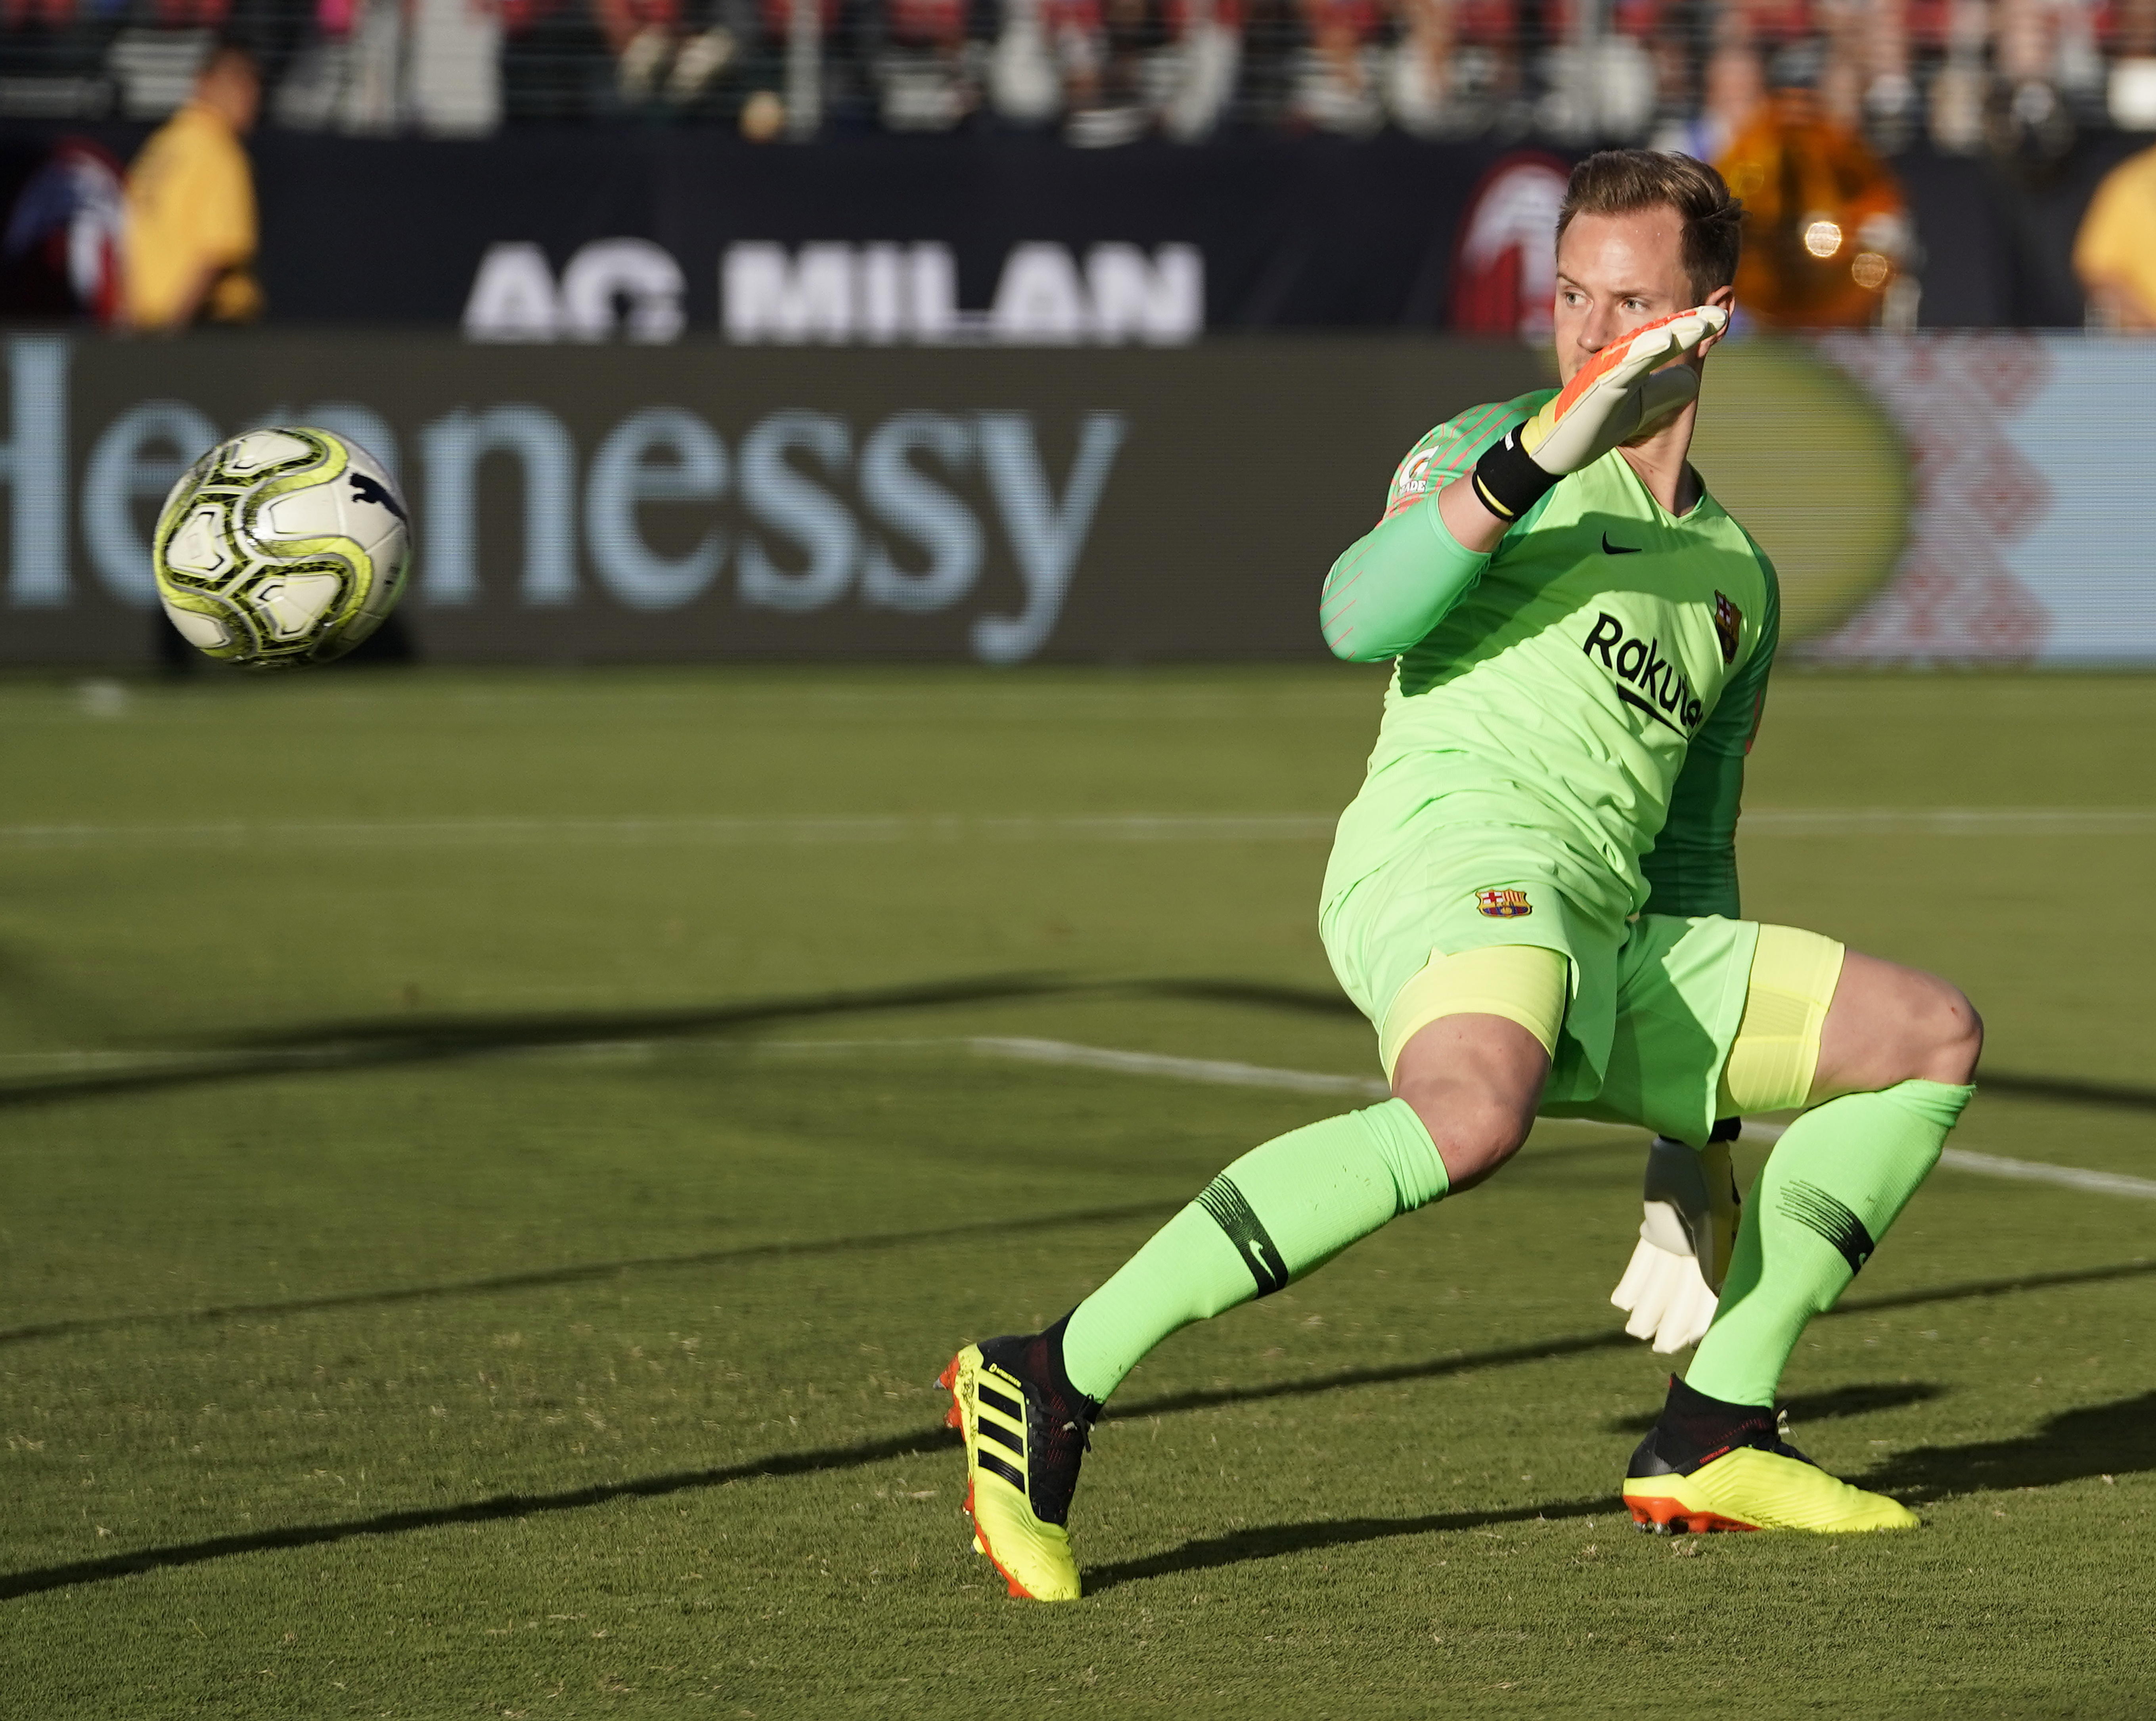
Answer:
[{"xmin": 941, "ymin": 149, "xmax": 1981, "ymax": 1601}]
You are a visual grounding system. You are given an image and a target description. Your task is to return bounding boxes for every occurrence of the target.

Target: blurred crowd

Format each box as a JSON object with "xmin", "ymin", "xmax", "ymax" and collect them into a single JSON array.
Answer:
[
  {"xmin": 2, "ymin": 10, "xmax": 2154, "ymax": 330},
  {"xmin": 0, "ymin": 0, "xmax": 2152, "ymax": 146}
]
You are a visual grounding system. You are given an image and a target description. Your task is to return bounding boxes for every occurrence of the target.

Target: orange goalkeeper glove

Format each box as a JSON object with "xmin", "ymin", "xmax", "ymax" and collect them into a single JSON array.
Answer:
[{"xmin": 1471, "ymin": 304, "xmax": 1729, "ymax": 523}]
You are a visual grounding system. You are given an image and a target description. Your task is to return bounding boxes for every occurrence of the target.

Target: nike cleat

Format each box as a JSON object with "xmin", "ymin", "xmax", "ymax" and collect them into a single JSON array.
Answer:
[
  {"xmin": 1623, "ymin": 1375, "xmax": 1919, "ymax": 1535},
  {"xmin": 937, "ymin": 1322, "xmax": 1100, "ymax": 1601}
]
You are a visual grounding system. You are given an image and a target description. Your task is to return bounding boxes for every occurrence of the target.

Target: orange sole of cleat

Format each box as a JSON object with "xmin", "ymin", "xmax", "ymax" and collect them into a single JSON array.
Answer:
[{"xmin": 1627, "ymin": 1497, "xmax": 1758, "ymax": 1535}]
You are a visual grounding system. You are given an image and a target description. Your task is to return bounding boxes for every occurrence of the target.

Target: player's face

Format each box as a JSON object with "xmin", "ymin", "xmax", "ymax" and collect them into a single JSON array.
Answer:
[{"xmin": 1552, "ymin": 206, "xmax": 1732, "ymax": 384}]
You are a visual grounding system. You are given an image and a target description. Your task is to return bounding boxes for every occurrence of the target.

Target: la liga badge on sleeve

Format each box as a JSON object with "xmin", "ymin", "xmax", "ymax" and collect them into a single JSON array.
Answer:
[{"xmin": 1475, "ymin": 889, "xmax": 1533, "ymax": 918}]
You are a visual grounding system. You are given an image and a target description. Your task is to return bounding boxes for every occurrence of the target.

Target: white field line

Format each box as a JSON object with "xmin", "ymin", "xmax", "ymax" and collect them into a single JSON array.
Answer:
[
  {"xmin": 0, "ymin": 807, "xmax": 2152, "ymax": 848},
  {"xmin": 1935, "ymin": 1146, "xmax": 2156, "ymax": 1199},
  {"xmin": 966, "ymin": 1035, "xmax": 1390, "ymax": 1098},
  {"xmin": 5, "ymin": 1031, "xmax": 2148, "ymax": 1203}
]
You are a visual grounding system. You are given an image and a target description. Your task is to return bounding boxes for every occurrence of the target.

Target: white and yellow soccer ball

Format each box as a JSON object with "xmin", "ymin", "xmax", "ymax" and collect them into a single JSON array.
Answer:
[{"xmin": 152, "ymin": 426, "xmax": 411, "ymax": 668}]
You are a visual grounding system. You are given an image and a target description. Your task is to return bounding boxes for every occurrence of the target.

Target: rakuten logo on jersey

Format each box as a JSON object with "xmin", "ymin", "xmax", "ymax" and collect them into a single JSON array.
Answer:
[{"xmin": 1581, "ymin": 612, "xmax": 1705, "ymax": 734}]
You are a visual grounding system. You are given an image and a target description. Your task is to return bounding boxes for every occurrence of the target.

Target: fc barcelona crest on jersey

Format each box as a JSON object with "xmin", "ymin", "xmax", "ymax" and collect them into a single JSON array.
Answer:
[
  {"xmin": 1475, "ymin": 888, "xmax": 1533, "ymax": 918},
  {"xmin": 1713, "ymin": 592, "xmax": 1743, "ymax": 665}
]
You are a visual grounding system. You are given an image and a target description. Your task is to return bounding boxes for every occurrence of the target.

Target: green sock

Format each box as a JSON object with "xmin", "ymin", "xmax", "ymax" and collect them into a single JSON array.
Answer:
[
  {"xmin": 1059, "ymin": 1099, "xmax": 1448, "ymax": 1403},
  {"xmin": 1686, "ymin": 1079, "xmax": 1974, "ymax": 1408}
]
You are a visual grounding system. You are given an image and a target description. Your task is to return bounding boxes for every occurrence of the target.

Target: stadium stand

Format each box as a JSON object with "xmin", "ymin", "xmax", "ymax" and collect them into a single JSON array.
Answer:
[{"xmin": 0, "ymin": 0, "xmax": 2150, "ymax": 147}]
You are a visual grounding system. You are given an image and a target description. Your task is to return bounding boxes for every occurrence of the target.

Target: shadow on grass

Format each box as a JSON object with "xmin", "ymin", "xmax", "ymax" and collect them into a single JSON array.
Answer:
[
  {"xmin": 0, "ymin": 1201, "xmax": 1178, "ymax": 1349},
  {"xmin": 7, "ymin": 1258, "xmax": 2152, "ymax": 1603},
  {"xmin": 1083, "ymin": 1496, "xmax": 1619, "ymax": 1594},
  {"xmin": 1972, "ymin": 1072, "xmax": 2156, "ymax": 1114},
  {"xmin": 0, "ymin": 969, "xmax": 2142, "ymax": 1119},
  {"xmin": 0, "ymin": 1425, "xmax": 961, "ymax": 1603},
  {"xmin": 0, "ymin": 973, "xmax": 1084, "ymax": 1111},
  {"xmin": 1602, "ymin": 1380, "xmax": 1948, "ymax": 1437},
  {"xmin": 1082, "ymin": 1387, "xmax": 2156, "ymax": 1592},
  {"xmin": 1111, "ymin": 1256, "xmax": 2155, "ymax": 1425},
  {"xmin": 5, "ymin": 1212, "xmax": 2149, "ymax": 1362},
  {"xmin": 1862, "ymin": 1391, "xmax": 2156, "ymax": 1503}
]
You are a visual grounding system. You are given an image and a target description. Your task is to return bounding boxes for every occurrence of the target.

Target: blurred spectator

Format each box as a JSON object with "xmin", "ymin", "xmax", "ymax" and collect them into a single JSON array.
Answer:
[
  {"xmin": 1387, "ymin": 0, "xmax": 1457, "ymax": 135},
  {"xmin": 736, "ymin": 0, "xmax": 842, "ymax": 136},
  {"xmin": 1160, "ymin": 0, "xmax": 1241, "ymax": 137},
  {"xmin": 1388, "ymin": 0, "xmax": 1521, "ymax": 137},
  {"xmin": 593, "ymin": 0, "xmax": 739, "ymax": 107},
  {"xmin": 408, "ymin": 0, "xmax": 505, "ymax": 132},
  {"xmin": 986, "ymin": 0, "xmax": 1065, "ymax": 121},
  {"xmin": 1020, "ymin": 0, "xmax": 1239, "ymax": 142},
  {"xmin": 6, "ymin": 0, "xmax": 2156, "ymax": 144},
  {"xmin": 1653, "ymin": 35, "xmax": 1764, "ymax": 160},
  {"xmin": 1719, "ymin": 53, "xmax": 1916, "ymax": 325},
  {"xmin": 1850, "ymin": 0, "xmax": 1917, "ymax": 147},
  {"xmin": 123, "ymin": 41, "xmax": 263, "ymax": 330},
  {"xmin": 871, "ymin": 0, "xmax": 977, "ymax": 129},
  {"xmin": 274, "ymin": 0, "xmax": 412, "ymax": 132},
  {"xmin": 2108, "ymin": 0, "xmax": 2156, "ymax": 126},
  {"xmin": 2073, "ymin": 140, "xmax": 2156, "ymax": 324},
  {"xmin": 0, "ymin": 138, "xmax": 125, "ymax": 322},
  {"xmin": 1292, "ymin": 0, "xmax": 1382, "ymax": 133}
]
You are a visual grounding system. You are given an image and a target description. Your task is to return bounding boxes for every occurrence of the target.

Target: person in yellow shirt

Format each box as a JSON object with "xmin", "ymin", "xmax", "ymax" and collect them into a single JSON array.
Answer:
[
  {"xmin": 2074, "ymin": 144, "xmax": 2156, "ymax": 330},
  {"xmin": 124, "ymin": 44, "xmax": 263, "ymax": 332}
]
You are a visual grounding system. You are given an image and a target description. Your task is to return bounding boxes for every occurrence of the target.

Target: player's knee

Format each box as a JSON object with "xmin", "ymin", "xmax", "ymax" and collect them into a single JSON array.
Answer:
[
  {"xmin": 1880, "ymin": 968, "xmax": 1982, "ymax": 1087},
  {"xmin": 1397, "ymin": 1086, "xmax": 1532, "ymax": 1192},
  {"xmin": 1921, "ymin": 979, "xmax": 1983, "ymax": 1085}
]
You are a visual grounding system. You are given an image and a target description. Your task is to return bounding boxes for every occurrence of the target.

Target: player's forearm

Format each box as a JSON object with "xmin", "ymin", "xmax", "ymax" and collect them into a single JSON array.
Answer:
[
  {"xmin": 1319, "ymin": 493, "xmax": 1492, "ymax": 661},
  {"xmin": 1437, "ymin": 471, "xmax": 1510, "ymax": 555}
]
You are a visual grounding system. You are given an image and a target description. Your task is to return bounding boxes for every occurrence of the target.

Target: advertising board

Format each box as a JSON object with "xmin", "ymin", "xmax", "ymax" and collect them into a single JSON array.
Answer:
[
  {"xmin": 1, "ymin": 331, "xmax": 2148, "ymax": 668},
  {"xmin": 0, "ymin": 334, "xmax": 1545, "ymax": 665}
]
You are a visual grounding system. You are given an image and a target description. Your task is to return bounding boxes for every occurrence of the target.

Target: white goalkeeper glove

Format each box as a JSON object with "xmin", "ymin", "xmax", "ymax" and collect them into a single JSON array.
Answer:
[
  {"xmin": 1609, "ymin": 1125, "xmax": 1742, "ymax": 1355},
  {"xmin": 1470, "ymin": 304, "xmax": 1729, "ymax": 522}
]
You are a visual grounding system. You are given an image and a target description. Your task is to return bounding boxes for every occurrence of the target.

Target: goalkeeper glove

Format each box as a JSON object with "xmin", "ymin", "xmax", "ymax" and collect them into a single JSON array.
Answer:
[
  {"xmin": 1471, "ymin": 304, "xmax": 1729, "ymax": 522},
  {"xmin": 1609, "ymin": 1122, "xmax": 1742, "ymax": 1355}
]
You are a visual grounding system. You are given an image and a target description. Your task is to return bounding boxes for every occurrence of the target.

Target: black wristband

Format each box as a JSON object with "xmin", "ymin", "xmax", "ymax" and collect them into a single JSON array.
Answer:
[{"xmin": 1470, "ymin": 426, "xmax": 1559, "ymax": 523}]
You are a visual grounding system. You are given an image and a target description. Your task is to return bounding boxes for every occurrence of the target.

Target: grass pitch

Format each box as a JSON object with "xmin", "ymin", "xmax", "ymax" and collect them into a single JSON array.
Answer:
[{"xmin": 0, "ymin": 667, "xmax": 2152, "ymax": 1719}]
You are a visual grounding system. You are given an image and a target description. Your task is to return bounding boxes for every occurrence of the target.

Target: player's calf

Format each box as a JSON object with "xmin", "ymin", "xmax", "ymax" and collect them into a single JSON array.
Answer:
[{"xmin": 939, "ymin": 1100, "xmax": 1452, "ymax": 1598}]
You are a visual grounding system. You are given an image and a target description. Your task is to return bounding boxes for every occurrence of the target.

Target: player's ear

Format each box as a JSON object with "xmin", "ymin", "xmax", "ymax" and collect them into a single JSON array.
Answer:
[{"xmin": 1695, "ymin": 284, "xmax": 1737, "ymax": 360}]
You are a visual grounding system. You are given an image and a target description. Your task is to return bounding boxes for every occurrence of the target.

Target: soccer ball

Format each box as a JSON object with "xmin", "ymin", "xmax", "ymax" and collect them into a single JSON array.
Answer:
[{"xmin": 152, "ymin": 426, "xmax": 411, "ymax": 668}]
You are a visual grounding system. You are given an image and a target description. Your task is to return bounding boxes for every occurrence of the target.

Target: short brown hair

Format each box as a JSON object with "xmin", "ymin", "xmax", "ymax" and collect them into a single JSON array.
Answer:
[{"xmin": 1556, "ymin": 150, "xmax": 1744, "ymax": 302}]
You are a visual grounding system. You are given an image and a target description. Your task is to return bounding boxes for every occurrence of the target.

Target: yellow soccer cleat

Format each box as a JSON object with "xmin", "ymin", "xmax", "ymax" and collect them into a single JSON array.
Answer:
[
  {"xmin": 937, "ymin": 1330, "xmax": 1099, "ymax": 1602},
  {"xmin": 1623, "ymin": 1375, "xmax": 1920, "ymax": 1535}
]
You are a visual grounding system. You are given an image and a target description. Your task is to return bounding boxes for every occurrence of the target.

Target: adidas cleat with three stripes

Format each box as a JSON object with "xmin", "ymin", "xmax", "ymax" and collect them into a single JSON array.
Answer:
[
  {"xmin": 1622, "ymin": 1375, "xmax": 1919, "ymax": 1535},
  {"xmin": 937, "ymin": 1326, "xmax": 1100, "ymax": 1602}
]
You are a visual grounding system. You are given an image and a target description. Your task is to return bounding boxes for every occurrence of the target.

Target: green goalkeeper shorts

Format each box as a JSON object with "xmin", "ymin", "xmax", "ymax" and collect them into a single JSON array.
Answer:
[{"xmin": 1319, "ymin": 857, "xmax": 1834, "ymax": 1146}]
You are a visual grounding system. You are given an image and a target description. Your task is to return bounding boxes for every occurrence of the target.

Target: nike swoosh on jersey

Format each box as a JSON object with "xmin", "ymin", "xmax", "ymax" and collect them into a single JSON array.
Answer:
[
  {"xmin": 1616, "ymin": 685, "xmax": 1686, "ymax": 734},
  {"xmin": 1602, "ymin": 533, "xmax": 1643, "ymax": 555}
]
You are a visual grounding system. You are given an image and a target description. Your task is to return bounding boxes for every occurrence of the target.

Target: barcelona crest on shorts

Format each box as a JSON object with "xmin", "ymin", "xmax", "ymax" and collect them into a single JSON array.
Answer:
[
  {"xmin": 1713, "ymin": 592, "xmax": 1743, "ymax": 665},
  {"xmin": 1475, "ymin": 888, "xmax": 1533, "ymax": 918}
]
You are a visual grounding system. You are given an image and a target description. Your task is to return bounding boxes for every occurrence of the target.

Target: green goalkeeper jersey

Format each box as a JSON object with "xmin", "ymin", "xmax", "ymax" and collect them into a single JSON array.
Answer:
[{"xmin": 1318, "ymin": 390, "xmax": 1780, "ymax": 934}]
